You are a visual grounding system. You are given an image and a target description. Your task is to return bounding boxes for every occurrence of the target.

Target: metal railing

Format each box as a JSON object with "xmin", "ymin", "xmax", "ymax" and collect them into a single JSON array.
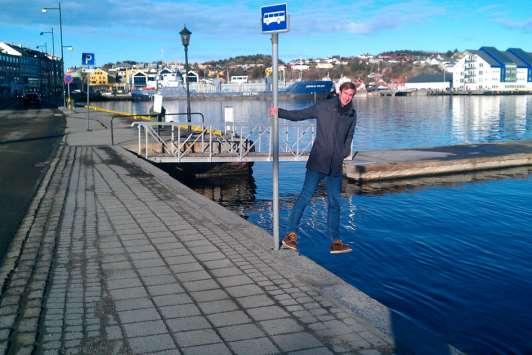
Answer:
[
  {"xmin": 110, "ymin": 112, "xmax": 205, "ymax": 145},
  {"xmin": 130, "ymin": 121, "xmax": 317, "ymax": 163}
]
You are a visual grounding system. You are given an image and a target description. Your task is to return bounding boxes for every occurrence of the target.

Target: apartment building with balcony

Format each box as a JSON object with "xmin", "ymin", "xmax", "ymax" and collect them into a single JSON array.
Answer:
[{"xmin": 452, "ymin": 47, "xmax": 532, "ymax": 92}]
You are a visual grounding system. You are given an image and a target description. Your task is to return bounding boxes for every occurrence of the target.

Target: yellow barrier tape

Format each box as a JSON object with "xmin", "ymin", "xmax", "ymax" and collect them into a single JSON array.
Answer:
[
  {"xmin": 86, "ymin": 105, "xmax": 154, "ymax": 120},
  {"xmin": 87, "ymin": 105, "xmax": 223, "ymax": 137}
]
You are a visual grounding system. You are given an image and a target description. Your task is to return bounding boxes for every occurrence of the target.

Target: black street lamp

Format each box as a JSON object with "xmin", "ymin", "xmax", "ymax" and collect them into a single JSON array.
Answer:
[
  {"xmin": 36, "ymin": 43, "xmax": 48, "ymax": 55},
  {"xmin": 42, "ymin": 0, "xmax": 65, "ymax": 108},
  {"xmin": 179, "ymin": 26, "xmax": 192, "ymax": 124},
  {"xmin": 40, "ymin": 28, "xmax": 55, "ymax": 57}
]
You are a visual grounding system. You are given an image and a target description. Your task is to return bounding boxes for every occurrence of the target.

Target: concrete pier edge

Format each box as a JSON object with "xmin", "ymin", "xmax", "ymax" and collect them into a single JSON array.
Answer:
[{"xmin": 112, "ymin": 144, "xmax": 394, "ymax": 335}]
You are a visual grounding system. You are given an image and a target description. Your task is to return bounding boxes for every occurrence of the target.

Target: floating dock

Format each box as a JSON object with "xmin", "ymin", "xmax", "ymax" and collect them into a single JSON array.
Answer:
[{"xmin": 344, "ymin": 140, "xmax": 532, "ymax": 181}]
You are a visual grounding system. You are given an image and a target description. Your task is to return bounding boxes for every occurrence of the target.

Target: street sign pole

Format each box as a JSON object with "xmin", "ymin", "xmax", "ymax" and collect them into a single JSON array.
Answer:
[
  {"xmin": 86, "ymin": 73, "xmax": 90, "ymax": 131},
  {"xmin": 272, "ymin": 32, "xmax": 280, "ymax": 251},
  {"xmin": 261, "ymin": 3, "xmax": 287, "ymax": 251},
  {"xmin": 82, "ymin": 53, "xmax": 95, "ymax": 131}
]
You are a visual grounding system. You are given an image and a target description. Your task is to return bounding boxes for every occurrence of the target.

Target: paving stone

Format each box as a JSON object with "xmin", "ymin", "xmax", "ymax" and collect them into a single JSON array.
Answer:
[
  {"xmin": 195, "ymin": 252, "xmax": 226, "ymax": 262},
  {"xmin": 114, "ymin": 297, "xmax": 153, "ymax": 311},
  {"xmin": 288, "ymin": 346, "xmax": 334, "ymax": 354},
  {"xmin": 183, "ymin": 279, "xmax": 218, "ymax": 292},
  {"xmin": 197, "ymin": 300, "xmax": 239, "ymax": 314},
  {"xmin": 207, "ymin": 311, "xmax": 251, "ymax": 327},
  {"xmin": 190, "ymin": 289, "xmax": 229, "ymax": 302},
  {"xmin": 272, "ymin": 332, "xmax": 324, "ymax": 352},
  {"xmin": 137, "ymin": 267, "xmax": 170, "ymax": 277},
  {"xmin": 236, "ymin": 294, "xmax": 275, "ymax": 308},
  {"xmin": 123, "ymin": 320, "xmax": 168, "ymax": 338},
  {"xmin": 166, "ymin": 316, "xmax": 211, "ymax": 332},
  {"xmin": 106, "ymin": 325, "xmax": 123, "ymax": 340},
  {"xmin": 228, "ymin": 337, "xmax": 280, "ymax": 355},
  {"xmin": 182, "ymin": 342, "xmax": 232, "ymax": 355},
  {"xmin": 225, "ymin": 284, "xmax": 263, "ymax": 298},
  {"xmin": 209, "ymin": 267, "xmax": 243, "ymax": 278},
  {"xmin": 202, "ymin": 259, "xmax": 233, "ymax": 270},
  {"xmin": 247, "ymin": 305, "xmax": 290, "ymax": 321},
  {"xmin": 174, "ymin": 329, "xmax": 221, "ymax": 347},
  {"xmin": 169, "ymin": 262, "xmax": 204, "ymax": 273},
  {"xmin": 217, "ymin": 275, "xmax": 254, "ymax": 288},
  {"xmin": 218, "ymin": 323, "xmax": 265, "ymax": 342},
  {"xmin": 142, "ymin": 274, "xmax": 178, "ymax": 286},
  {"xmin": 132, "ymin": 258, "xmax": 166, "ymax": 268},
  {"xmin": 260, "ymin": 318, "xmax": 304, "ymax": 335},
  {"xmin": 148, "ymin": 283, "xmax": 184, "ymax": 296},
  {"xmin": 153, "ymin": 293, "xmax": 193, "ymax": 307},
  {"xmin": 119, "ymin": 307, "xmax": 161, "ymax": 323},
  {"xmin": 166, "ymin": 255, "xmax": 196, "ymax": 265},
  {"xmin": 159, "ymin": 304, "xmax": 201, "ymax": 319},
  {"xmin": 109, "ymin": 287, "xmax": 148, "ymax": 300},
  {"xmin": 127, "ymin": 334, "xmax": 176, "ymax": 353},
  {"xmin": 175, "ymin": 270, "xmax": 211, "ymax": 282},
  {"xmin": 358, "ymin": 331, "xmax": 387, "ymax": 348},
  {"xmin": 107, "ymin": 277, "xmax": 143, "ymax": 290}
]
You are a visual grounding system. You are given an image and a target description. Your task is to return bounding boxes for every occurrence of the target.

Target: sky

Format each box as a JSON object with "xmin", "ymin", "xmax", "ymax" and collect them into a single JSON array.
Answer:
[{"xmin": 0, "ymin": 0, "xmax": 530, "ymax": 69}]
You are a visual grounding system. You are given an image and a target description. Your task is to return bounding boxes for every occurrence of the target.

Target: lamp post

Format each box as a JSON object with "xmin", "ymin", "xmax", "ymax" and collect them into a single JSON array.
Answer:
[
  {"xmin": 179, "ymin": 26, "xmax": 191, "ymax": 126},
  {"xmin": 42, "ymin": 0, "xmax": 65, "ymax": 107},
  {"xmin": 40, "ymin": 28, "xmax": 55, "ymax": 57},
  {"xmin": 36, "ymin": 43, "xmax": 48, "ymax": 55}
]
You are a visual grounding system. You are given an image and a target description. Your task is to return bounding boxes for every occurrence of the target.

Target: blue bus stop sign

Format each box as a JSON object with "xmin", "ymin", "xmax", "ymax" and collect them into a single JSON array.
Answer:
[
  {"xmin": 261, "ymin": 3, "xmax": 288, "ymax": 33},
  {"xmin": 81, "ymin": 53, "xmax": 95, "ymax": 66}
]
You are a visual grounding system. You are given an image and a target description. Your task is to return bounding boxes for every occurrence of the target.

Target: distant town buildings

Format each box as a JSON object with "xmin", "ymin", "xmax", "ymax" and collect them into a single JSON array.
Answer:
[
  {"xmin": 0, "ymin": 42, "xmax": 62, "ymax": 101},
  {"xmin": 89, "ymin": 68, "xmax": 108, "ymax": 85},
  {"xmin": 3, "ymin": 39, "xmax": 530, "ymax": 100}
]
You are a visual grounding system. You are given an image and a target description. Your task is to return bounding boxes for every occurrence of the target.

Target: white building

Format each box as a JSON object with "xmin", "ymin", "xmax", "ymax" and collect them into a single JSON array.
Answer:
[
  {"xmin": 405, "ymin": 73, "xmax": 451, "ymax": 90},
  {"xmin": 451, "ymin": 47, "xmax": 532, "ymax": 92}
]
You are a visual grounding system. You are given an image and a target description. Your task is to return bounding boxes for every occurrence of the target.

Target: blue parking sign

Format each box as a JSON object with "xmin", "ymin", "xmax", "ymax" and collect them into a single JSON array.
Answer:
[
  {"xmin": 261, "ymin": 3, "xmax": 288, "ymax": 33},
  {"xmin": 82, "ymin": 53, "xmax": 95, "ymax": 66}
]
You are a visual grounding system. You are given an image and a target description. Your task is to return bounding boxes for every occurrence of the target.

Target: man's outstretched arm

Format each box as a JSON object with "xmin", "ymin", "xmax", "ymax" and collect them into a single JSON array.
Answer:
[{"xmin": 269, "ymin": 105, "xmax": 317, "ymax": 121}]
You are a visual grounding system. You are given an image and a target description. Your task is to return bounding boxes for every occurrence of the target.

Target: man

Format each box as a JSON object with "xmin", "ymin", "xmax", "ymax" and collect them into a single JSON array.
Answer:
[{"xmin": 270, "ymin": 81, "xmax": 357, "ymax": 254}]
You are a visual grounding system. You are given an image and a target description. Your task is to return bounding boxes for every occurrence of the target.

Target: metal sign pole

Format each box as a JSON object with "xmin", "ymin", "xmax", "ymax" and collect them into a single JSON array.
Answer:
[
  {"xmin": 86, "ymin": 71, "xmax": 90, "ymax": 131},
  {"xmin": 272, "ymin": 32, "xmax": 280, "ymax": 251}
]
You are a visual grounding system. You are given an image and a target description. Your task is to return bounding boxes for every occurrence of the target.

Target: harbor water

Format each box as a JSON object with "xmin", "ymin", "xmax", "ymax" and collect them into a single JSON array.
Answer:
[{"xmin": 99, "ymin": 95, "xmax": 532, "ymax": 354}]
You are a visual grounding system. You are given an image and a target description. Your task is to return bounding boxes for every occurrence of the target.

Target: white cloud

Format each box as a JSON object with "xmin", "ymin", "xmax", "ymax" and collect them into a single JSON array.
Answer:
[{"xmin": 495, "ymin": 18, "xmax": 532, "ymax": 32}]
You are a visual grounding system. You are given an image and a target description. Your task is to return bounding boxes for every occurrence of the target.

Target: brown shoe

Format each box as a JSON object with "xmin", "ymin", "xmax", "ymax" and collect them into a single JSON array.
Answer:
[
  {"xmin": 282, "ymin": 232, "xmax": 297, "ymax": 251},
  {"xmin": 330, "ymin": 240, "xmax": 352, "ymax": 254}
]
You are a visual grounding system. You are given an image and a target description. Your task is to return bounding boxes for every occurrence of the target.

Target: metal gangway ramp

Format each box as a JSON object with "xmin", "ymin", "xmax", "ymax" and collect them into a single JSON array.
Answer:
[{"xmin": 128, "ymin": 120, "xmax": 320, "ymax": 163}]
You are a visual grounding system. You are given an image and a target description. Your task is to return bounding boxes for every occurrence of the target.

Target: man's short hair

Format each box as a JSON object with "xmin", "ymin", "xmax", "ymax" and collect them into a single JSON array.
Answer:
[{"xmin": 339, "ymin": 81, "xmax": 356, "ymax": 92}]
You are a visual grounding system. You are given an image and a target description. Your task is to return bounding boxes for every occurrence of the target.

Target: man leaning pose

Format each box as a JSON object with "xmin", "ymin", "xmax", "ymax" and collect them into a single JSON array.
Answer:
[{"xmin": 270, "ymin": 81, "xmax": 357, "ymax": 254}]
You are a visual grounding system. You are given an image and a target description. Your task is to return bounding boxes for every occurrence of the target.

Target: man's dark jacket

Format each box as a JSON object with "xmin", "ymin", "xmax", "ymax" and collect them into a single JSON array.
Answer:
[{"xmin": 278, "ymin": 97, "xmax": 356, "ymax": 177}]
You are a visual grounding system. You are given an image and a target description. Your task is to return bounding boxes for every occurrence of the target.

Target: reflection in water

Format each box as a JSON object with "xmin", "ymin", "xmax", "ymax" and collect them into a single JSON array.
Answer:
[
  {"xmin": 168, "ymin": 167, "xmax": 258, "ymax": 219},
  {"xmin": 451, "ymin": 95, "xmax": 529, "ymax": 143}
]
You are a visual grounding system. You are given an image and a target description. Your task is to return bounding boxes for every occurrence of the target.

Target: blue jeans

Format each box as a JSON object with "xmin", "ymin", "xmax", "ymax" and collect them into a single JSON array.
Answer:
[{"xmin": 287, "ymin": 168, "xmax": 342, "ymax": 241}]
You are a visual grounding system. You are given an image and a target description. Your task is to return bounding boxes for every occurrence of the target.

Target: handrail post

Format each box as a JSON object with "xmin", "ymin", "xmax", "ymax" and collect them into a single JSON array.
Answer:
[
  {"xmin": 258, "ymin": 126, "xmax": 262, "ymax": 153},
  {"xmin": 138, "ymin": 125, "xmax": 141, "ymax": 155},
  {"xmin": 145, "ymin": 125, "xmax": 148, "ymax": 159},
  {"xmin": 239, "ymin": 126, "xmax": 243, "ymax": 161},
  {"xmin": 296, "ymin": 127, "xmax": 300, "ymax": 156},
  {"xmin": 285, "ymin": 126, "xmax": 289, "ymax": 153},
  {"xmin": 177, "ymin": 125, "xmax": 181, "ymax": 162},
  {"xmin": 111, "ymin": 116, "xmax": 115, "ymax": 145},
  {"xmin": 209, "ymin": 125, "xmax": 213, "ymax": 162}
]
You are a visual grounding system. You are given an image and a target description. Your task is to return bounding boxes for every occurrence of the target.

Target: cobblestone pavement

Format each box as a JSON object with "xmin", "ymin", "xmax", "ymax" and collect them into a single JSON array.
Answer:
[{"xmin": 0, "ymin": 110, "xmax": 394, "ymax": 354}]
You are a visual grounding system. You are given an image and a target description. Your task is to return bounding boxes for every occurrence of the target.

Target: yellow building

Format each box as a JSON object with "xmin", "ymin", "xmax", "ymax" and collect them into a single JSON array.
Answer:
[{"xmin": 89, "ymin": 69, "xmax": 109, "ymax": 85}]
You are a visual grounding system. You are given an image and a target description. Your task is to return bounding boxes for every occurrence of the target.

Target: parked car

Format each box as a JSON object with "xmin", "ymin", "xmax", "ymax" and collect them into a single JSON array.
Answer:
[{"xmin": 21, "ymin": 93, "xmax": 42, "ymax": 108}]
